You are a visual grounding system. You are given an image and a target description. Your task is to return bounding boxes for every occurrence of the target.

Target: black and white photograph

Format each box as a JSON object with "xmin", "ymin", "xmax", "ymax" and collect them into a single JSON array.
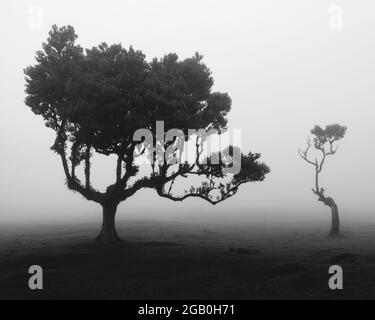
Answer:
[{"xmin": 0, "ymin": 0, "xmax": 375, "ymax": 312}]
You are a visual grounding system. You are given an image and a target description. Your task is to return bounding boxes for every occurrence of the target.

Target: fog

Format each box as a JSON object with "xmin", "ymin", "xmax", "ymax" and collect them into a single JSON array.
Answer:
[{"xmin": 1, "ymin": 0, "xmax": 374, "ymax": 226}]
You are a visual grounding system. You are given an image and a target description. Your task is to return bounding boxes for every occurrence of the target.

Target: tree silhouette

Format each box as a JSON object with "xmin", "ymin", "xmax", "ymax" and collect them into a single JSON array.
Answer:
[
  {"xmin": 24, "ymin": 25, "xmax": 270, "ymax": 242},
  {"xmin": 299, "ymin": 124, "xmax": 347, "ymax": 237}
]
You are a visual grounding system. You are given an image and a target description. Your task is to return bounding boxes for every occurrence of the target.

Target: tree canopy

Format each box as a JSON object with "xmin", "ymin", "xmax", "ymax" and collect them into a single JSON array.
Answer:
[{"xmin": 24, "ymin": 25, "xmax": 270, "ymax": 242}]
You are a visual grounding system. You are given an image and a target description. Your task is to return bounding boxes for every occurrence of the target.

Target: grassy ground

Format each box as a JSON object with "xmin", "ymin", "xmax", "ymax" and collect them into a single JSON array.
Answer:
[{"xmin": 0, "ymin": 220, "xmax": 374, "ymax": 299}]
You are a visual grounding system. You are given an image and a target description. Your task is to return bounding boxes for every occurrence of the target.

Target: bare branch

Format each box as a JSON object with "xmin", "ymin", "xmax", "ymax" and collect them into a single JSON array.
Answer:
[
  {"xmin": 155, "ymin": 179, "xmax": 242, "ymax": 206},
  {"xmin": 85, "ymin": 145, "xmax": 91, "ymax": 189},
  {"xmin": 116, "ymin": 154, "xmax": 122, "ymax": 184},
  {"xmin": 298, "ymin": 146, "xmax": 317, "ymax": 167},
  {"xmin": 59, "ymin": 147, "xmax": 104, "ymax": 203}
]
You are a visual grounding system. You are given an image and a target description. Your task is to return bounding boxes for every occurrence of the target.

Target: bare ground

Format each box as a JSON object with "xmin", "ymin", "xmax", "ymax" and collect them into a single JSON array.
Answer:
[{"xmin": 0, "ymin": 220, "xmax": 375, "ymax": 299}]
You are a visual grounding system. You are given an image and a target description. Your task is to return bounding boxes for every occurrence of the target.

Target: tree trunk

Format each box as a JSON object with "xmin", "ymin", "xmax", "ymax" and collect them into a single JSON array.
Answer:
[
  {"xmin": 314, "ymin": 190, "xmax": 341, "ymax": 237},
  {"xmin": 329, "ymin": 204, "xmax": 340, "ymax": 237},
  {"xmin": 96, "ymin": 203, "xmax": 121, "ymax": 243}
]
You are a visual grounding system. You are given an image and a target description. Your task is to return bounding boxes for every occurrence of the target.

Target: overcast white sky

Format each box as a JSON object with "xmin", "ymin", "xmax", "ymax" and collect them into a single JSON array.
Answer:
[{"xmin": 0, "ymin": 0, "xmax": 374, "ymax": 226}]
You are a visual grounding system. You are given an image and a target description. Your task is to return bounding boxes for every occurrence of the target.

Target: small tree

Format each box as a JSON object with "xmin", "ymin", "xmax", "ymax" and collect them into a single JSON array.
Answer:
[
  {"xmin": 299, "ymin": 124, "xmax": 347, "ymax": 237},
  {"xmin": 24, "ymin": 25, "xmax": 270, "ymax": 243}
]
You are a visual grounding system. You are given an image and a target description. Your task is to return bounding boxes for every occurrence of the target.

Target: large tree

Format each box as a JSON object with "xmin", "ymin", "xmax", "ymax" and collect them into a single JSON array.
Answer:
[
  {"xmin": 299, "ymin": 124, "xmax": 347, "ymax": 237},
  {"xmin": 25, "ymin": 25, "xmax": 270, "ymax": 243}
]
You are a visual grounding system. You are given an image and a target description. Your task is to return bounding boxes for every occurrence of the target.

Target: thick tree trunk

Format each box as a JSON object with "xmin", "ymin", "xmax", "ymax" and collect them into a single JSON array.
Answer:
[
  {"xmin": 96, "ymin": 203, "xmax": 121, "ymax": 243},
  {"xmin": 329, "ymin": 204, "xmax": 340, "ymax": 237},
  {"xmin": 314, "ymin": 190, "xmax": 341, "ymax": 237}
]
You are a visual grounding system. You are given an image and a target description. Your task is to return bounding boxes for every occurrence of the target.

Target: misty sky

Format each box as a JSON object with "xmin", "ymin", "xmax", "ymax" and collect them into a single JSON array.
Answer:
[{"xmin": 1, "ymin": 0, "xmax": 374, "ymax": 225}]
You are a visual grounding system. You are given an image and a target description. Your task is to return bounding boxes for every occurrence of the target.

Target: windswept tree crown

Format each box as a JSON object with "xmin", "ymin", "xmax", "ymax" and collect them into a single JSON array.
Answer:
[
  {"xmin": 310, "ymin": 124, "xmax": 347, "ymax": 149},
  {"xmin": 24, "ymin": 25, "xmax": 269, "ymax": 208},
  {"xmin": 25, "ymin": 25, "xmax": 230, "ymax": 154}
]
